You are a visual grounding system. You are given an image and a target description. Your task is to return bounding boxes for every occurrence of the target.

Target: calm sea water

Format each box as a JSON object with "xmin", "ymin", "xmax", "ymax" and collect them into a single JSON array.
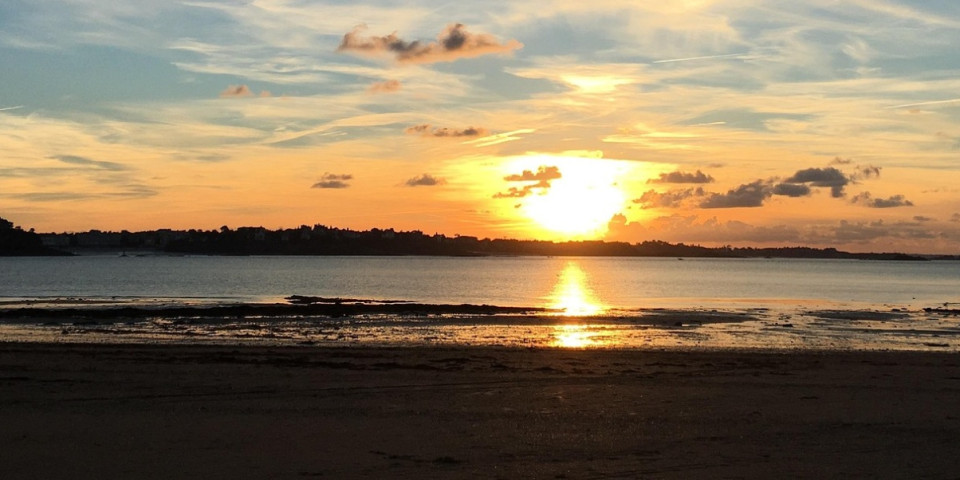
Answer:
[{"xmin": 1, "ymin": 255, "xmax": 958, "ymax": 310}]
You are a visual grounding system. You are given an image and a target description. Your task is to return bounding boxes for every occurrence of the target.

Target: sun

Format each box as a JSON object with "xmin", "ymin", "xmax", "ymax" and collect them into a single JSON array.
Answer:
[
  {"xmin": 511, "ymin": 156, "xmax": 628, "ymax": 238},
  {"xmin": 523, "ymin": 180, "xmax": 625, "ymax": 237}
]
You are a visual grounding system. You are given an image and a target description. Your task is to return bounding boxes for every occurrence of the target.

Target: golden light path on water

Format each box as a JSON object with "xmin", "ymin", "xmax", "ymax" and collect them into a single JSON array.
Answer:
[
  {"xmin": 547, "ymin": 261, "xmax": 613, "ymax": 348},
  {"xmin": 549, "ymin": 261, "xmax": 604, "ymax": 316}
]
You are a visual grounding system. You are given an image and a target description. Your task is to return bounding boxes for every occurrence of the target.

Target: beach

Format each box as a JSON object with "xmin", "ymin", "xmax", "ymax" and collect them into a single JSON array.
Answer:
[{"xmin": 3, "ymin": 342, "xmax": 960, "ymax": 479}]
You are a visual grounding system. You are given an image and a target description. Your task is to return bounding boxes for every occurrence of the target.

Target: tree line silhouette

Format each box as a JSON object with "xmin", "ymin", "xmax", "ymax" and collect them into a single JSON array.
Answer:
[{"xmin": 1, "ymin": 217, "xmax": 948, "ymax": 260}]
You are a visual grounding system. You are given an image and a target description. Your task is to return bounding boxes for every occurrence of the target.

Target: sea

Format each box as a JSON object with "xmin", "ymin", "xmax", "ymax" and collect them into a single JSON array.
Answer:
[{"xmin": 2, "ymin": 255, "xmax": 959, "ymax": 351}]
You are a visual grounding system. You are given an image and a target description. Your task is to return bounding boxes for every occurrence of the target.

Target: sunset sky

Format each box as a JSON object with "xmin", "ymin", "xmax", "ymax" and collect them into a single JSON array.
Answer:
[{"xmin": 3, "ymin": 1, "xmax": 960, "ymax": 252}]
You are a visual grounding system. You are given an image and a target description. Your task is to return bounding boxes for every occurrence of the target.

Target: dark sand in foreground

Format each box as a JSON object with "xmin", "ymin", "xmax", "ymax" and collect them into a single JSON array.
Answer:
[{"xmin": 2, "ymin": 342, "xmax": 960, "ymax": 479}]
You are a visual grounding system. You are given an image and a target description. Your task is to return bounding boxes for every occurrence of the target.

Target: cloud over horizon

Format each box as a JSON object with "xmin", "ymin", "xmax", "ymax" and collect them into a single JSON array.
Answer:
[
  {"xmin": 633, "ymin": 187, "xmax": 706, "ymax": 208},
  {"xmin": 337, "ymin": 24, "xmax": 522, "ymax": 65},
  {"xmin": 851, "ymin": 192, "xmax": 914, "ymax": 208}
]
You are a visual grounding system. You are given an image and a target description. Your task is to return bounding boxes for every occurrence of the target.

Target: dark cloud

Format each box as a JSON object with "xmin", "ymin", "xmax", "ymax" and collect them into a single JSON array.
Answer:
[
  {"xmin": 785, "ymin": 167, "xmax": 850, "ymax": 198},
  {"xmin": 855, "ymin": 165, "xmax": 881, "ymax": 179},
  {"xmin": 913, "ymin": 216, "xmax": 933, "ymax": 222},
  {"xmin": 311, "ymin": 173, "xmax": 353, "ymax": 189},
  {"xmin": 633, "ymin": 187, "xmax": 705, "ymax": 208},
  {"xmin": 337, "ymin": 23, "xmax": 522, "ymax": 65},
  {"xmin": 405, "ymin": 124, "xmax": 488, "ymax": 138},
  {"xmin": 493, "ymin": 180, "xmax": 554, "ymax": 198},
  {"xmin": 771, "ymin": 182, "xmax": 811, "ymax": 197},
  {"xmin": 405, "ymin": 173, "xmax": 446, "ymax": 187},
  {"xmin": 494, "ymin": 186, "xmax": 536, "ymax": 198},
  {"xmin": 368, "ymin": 79, "xmax": 401, "ymax": 94},
  {"xmin": 648, "ymin": 169, "xmax": 714, "ymax": 184},
  {"xmin": 52, "ymin": 155, "xmax": 126, "ymax": 171},
  {"xmin": 700, "ymin": 180, "xmax": 771, "ymax": 208},
  {"xmin": 775, "ymin": 162, "xmax": 879, "ymax": 198},
  {"xmin": 504, "ymin": 165, "xmax": 561, "ymax": 182},
  {"xmin": 784, "ymin": 167, "xmax": 849, "ymax": 197},
  {"xmin": 851, "ymin": 192, "xmax": 914, "ymax": 208},
  {"xmin": 494, "ymin": 165, "xmax": 561, "ymax": 199}
]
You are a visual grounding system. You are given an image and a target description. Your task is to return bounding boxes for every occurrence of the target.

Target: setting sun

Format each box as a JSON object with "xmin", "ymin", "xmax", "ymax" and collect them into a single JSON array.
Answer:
[
  {"xmin": 523, "ymin": 179, "xmax": 625, "ymax": 237},
  {"xmin": 498, "ymin": 155, "xmax": 636, "ymax": 239}
]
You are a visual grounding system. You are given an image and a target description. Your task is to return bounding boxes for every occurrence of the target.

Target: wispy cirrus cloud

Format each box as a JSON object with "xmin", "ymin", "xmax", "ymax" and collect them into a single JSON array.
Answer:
[
  {"xmin": 368, "ymin": 79, "xmax": 401, "ymax": 94},
  {"xmin": 652, "ymin": 52, "xmax": 756, "ymax": 64},
  {"xmin": 405, "ymin": 124, "xmax": 488, "ymax": 138},
  {"xmin": 52, "ymin": 155, "xmax": 126, "ymax": 171},
  {"xmin": 462, "ymin": 129, "xmax": 535, "ymax": 147}
]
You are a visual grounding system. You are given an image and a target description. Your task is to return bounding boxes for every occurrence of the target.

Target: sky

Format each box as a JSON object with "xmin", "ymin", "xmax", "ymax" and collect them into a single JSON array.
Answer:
[{"xmin": 2, "ymin": 1, "xmax": 960, "ymax": 253}]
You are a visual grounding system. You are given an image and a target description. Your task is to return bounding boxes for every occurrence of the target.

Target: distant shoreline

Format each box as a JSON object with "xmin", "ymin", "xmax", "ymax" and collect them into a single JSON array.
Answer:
[{"xmin": 5, "ymin": 219, "xmax": 959, "ymax": 258}]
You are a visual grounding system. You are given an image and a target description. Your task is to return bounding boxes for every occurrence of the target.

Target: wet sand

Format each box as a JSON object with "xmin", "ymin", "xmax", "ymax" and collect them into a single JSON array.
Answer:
[{"xmin": 3, "ymin": 342, "xmax": 960, "ymax": 479}]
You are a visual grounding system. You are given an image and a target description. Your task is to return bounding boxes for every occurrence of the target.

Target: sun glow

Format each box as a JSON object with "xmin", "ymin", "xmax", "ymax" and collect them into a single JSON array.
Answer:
[{"xmin": 505, "ymin": 155, "xmax": 631, "ymax": 239}]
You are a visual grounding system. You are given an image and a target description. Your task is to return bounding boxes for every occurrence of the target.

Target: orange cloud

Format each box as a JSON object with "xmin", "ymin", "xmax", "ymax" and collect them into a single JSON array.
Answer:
[
  {"xmin": 338, "ymin": 24, "xmax": 522, "ymax": 64},
  {"xmin": 219, "ymin": 85, "xmax": 271, "ymax": 98},
  {"xmin": 219, "ymin": 85, "xmax": 253, "ymax": 98},
  {"xmin": 368, "ymin": 79, "xmax": 401, "ymax": 94},
  {"xmin": 405, "ymin": 124, "xmax": 488, "ymax": 138}
]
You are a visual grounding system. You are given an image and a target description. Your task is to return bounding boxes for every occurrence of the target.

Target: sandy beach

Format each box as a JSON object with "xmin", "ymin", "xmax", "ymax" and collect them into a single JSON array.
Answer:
[{"xmin": 3, "ymin": 342, "xmax": 960, "ymax": 479}]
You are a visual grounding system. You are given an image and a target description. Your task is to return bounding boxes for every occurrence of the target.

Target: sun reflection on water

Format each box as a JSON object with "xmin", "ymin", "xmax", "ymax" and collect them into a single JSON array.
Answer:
[
  {"xmin": 552, "ymin": 324, "xmax": 597, "ymax": 348},
  {"xmin": 549, "ymin": 261, "xmax": 605, "ymax": 316}
]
